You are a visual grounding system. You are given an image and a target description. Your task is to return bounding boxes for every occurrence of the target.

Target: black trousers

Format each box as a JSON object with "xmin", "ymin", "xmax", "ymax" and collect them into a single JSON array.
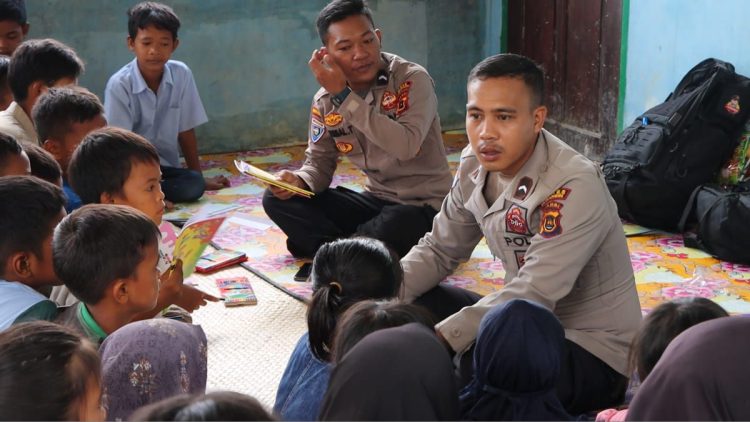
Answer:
[
  {"xmin": 262, "ymin": 186, "xmax": 437, "ymax": 259},
  {"xmin": 414, "ymin": 285, "xmax": 628, "ymax": 415}
]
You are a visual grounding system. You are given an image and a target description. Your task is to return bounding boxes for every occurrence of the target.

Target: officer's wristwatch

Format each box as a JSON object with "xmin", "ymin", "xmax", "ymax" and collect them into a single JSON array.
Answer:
[{"xmin": 331, "ymin": 86, "xmax": 351, "ymax": 107}]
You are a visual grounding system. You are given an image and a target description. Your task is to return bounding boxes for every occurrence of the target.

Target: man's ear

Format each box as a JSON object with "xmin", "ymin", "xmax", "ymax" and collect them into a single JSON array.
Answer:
[
  {"xmin": 375, "ymin": 28, "xmax": 382, "ymax": 45},
  {"xmin": 112, "ymin": 279, "xmax": 129, "ymax": 305},
  {"xmin": 21, "ymin": 23, "xmax": 29, "ymax": 37},
  {"xmin": 533, "ymin": 105, "xmax": 548, "ymax": 134},
  {"xmin": 127, "ymin": 36, "xmax": 135, "ymax": 51},
  {"xmin": 172, "ymin": 38, "xmax": 179, "ymax": 52}
]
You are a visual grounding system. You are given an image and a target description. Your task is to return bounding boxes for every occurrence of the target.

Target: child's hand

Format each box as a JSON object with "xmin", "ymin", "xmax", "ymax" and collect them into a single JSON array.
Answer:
[
  {"xmin": 205, "ymin": 175, "xmax": 230, "ymax": 191},
  {"xmin": 175, "ymin": 285, "xmax": 220, "ymax": 312},
  {"xmin": 160, "ymin": 259, "xmax": 185, "ymax": 304}
]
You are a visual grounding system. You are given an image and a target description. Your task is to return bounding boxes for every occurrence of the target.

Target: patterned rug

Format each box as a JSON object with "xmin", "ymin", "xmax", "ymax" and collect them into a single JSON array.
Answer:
[{"xmin": 168, "ymin": 135, "xmax": 750, "ymax": 314}]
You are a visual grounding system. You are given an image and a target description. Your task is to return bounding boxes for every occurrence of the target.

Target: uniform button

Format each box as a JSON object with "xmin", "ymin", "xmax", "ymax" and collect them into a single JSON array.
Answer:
[{"xmin": 450, "ymin": 328, "xmax": 461, "ymax": 338}]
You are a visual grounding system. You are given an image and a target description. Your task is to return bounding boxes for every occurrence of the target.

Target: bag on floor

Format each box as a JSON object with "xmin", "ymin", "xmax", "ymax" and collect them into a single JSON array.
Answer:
[
  {"xmin": 678, "ymin": 182, "xmax": 750, "ymax": 264},
  {"xmin": 603, "ymin": 58, "xmax": 750, "ymax": 231}
]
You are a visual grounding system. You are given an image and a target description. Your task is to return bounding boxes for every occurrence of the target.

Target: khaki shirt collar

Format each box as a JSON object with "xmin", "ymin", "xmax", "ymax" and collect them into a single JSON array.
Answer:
[{"xmin": 8, "ymin": 101, "xmax": 37, "ymax": 142}]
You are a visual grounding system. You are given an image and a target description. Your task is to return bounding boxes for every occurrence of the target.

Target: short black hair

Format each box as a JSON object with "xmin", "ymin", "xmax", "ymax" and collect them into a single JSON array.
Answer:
[
  {"xmin": 32, "ymin": 86, "xmax": 104, "ymax": 142},
  {"xmin": 0, "ymin": 0, "xmax": 26, "ymax": 25},
  {"xmin": 68, "ymin": 127, "xmax": 160, "ymax": 205},
  {"xmin": 629, "ymin": 297, "xmax": 728, "ymax": 381},
  {"xmin": 9, "ymin": 39, "xmax": 84, "ymax": 103},
  {"xmin": 316, "ymin": 0, "xmax": 374, "ymax": 44},
  {"xmin": 130, "ymin": 391, "xmax": 275, "ymax": 421},
  {"xmin": 0, "ymin": 175, "xmax": 65, "ymax": 265},
  {"xmin": 332, "ymin": 300, "xmax": 435, "ymax": 363},
  {"xmin": 307, "ymin": 237, "xmax": 403, "ymax": 361},
  {"xmin": 128, "ymin": 2, "xmax": 181, "ymax": 40},
  {"xmin": 0, "ymin": 321, "xmax": 101, "ymax": 420},
  {"xmin": 0, "ymin": 131, "xmax": 21, "ymax": 169},
  {"xmin": 53, "ymin": 204, "xmax": 160, "ymax": 305},
  {"xmin": 468, "ymin": 53, "xmax": 545, "ymax": 107},
  {"xmin": 23, "ymin": 143, "xmax": 61, "ymax": 185},
  {"xmin": 0, "ymin": 55, "xmax": 10, "ymax": 92}
]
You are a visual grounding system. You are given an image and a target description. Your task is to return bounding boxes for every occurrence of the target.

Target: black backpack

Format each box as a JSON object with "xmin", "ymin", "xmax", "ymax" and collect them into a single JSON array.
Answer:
[
  {"xmin": 603, "ymin": 58, "xmax": 750, "ymax": 231},
  {"xmin": 678, "ymin": 182, "xmax": 750, "ymax": 264}
]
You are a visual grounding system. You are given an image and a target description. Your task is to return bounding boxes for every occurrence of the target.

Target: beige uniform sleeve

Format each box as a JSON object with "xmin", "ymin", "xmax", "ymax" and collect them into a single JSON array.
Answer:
[
  {"xmin": 438, "ymin": 175, "xmax": 614, "ymax": 353},
  {"xmin": 400, "ymin": 170, "xmax": 484, "ymax": 302},
  {"xmin": 337, "ymin": 71, "xmax": 437, "ymax": 161},
  {"xmin": 295, "ymin": 101, "xmax": 338, "ymax": 192}
]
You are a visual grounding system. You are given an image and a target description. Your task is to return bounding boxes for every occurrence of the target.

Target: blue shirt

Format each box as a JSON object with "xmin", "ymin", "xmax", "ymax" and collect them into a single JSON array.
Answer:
[
  {"xmin": 0, "ymin": 280, "xmax": 57, "ymax": 331},
  {"xmin": 274, "ymin": 332, "xmax": 330, "ymax": 421},
  {"xmin": 63, "ymin": 179, "xmax": 82, "ymax": 212},
  {"xmin": 104, "ymin": 59, "xmax": 208, "ymax": 168}
]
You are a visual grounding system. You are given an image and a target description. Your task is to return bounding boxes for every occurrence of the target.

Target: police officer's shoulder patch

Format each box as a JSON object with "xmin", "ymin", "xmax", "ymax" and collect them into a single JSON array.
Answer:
[
  {"xmin": 310, "ymin": 119, "xmax": 325, "ymax": 143},
  {"xmin": 538, "ymin": 188, "xmax": 571, "ymax": 238}
]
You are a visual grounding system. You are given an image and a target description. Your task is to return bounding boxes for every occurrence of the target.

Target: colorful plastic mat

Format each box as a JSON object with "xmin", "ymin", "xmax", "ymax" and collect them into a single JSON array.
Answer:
[{"xmin": 172, "ymin": 137, "xmax": 750, "ymax": 313}]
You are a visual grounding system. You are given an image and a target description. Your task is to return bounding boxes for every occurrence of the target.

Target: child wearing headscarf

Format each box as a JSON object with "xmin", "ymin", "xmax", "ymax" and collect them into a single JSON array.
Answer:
[{"xmin": 99, "ymin": 319, "xmax": 208, "ymax": 421}]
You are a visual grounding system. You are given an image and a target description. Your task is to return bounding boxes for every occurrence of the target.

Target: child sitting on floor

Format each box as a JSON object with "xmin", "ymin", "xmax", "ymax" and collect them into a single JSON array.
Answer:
[
  {"xmin": 68, "ymin": 126, "xmax": 217, "ymax": 316},
  {"xmin": 23, "ymin": 142, "xmax": 62, "ymax": 186},
  {"xmin": 33, "ymin": 86, "xmax": 106, "ymax": 211},
  {"xmin": 274, "ymin": 237, "xmax": 404, "ymax": 421},
  {"xmin": 330, "ymin": 299, "xmax": 434, "ymax": 363},
  {"xmin": 104, "ymin": 1, "xmax": 228, "ymax": 204},
  {"xmin": 0, "ymin": 131, "xmax": 28, "ymax": 175},
  {"xmin": 0, "ymin": 321, "xmax": 104, "ymax": 421},
  {"xmin": 100, "ymin": 318, "xmax": 208, "ymax": 421},
  {"xmin": 0, "ymin": 176, "xmax": 65, "ymax": 329},
  {"xmin": 596, "ymin": 297, "xmax": 729, "ymax": 422},
  {"xmin": 54, "ymin": 204, "xmax": 161, "ymax": 346}
]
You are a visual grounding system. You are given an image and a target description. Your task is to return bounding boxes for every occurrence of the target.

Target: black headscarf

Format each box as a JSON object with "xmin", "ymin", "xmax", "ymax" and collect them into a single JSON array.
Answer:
[
  {"xmin": 627, "ymin": 315, "xmax": 750, "ymax": 421},
  {"xmin": 460, "ymin": 299, "xmax": 577, "ymax": 421},
  {"xmin": 318, "ymin": 323, "xmax": 460, "ymax": 421}
]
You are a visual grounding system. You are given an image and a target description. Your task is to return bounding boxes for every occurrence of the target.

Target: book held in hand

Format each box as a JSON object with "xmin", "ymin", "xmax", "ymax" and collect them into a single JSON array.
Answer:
[{"xmin": 234, "ymin": 159, "xmax": 314, "ymax": 198}]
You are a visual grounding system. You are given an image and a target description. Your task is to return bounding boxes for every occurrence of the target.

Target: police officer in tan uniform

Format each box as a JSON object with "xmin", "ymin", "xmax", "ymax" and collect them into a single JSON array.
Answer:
[
  {"xmin": 263, "ymin": 0, "xmax": 451, "ymax": 261},
  {"xmin": 401, "ymin": 54, "xmax": 642, "ymax": 414}
]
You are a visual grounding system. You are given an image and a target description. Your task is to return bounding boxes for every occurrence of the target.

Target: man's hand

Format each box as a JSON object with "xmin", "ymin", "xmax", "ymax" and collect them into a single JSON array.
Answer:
[
  {"xmin": 175, "ymin": 285, "xmax": 220, "ymax": 313},
  {"xmin": 269, "ymin": 170, "xmax": 308, "ymax": 200},
  {"xmin": 308, "ymin": 48, "xmax": 347, "ymax": 94},
  {"xmin": 435, "ymin": 328, "xmax": 456, "ymax": 358},
  {"xmin": 205, "ymin": 175, "xmax": 230, "ymax": 191}
]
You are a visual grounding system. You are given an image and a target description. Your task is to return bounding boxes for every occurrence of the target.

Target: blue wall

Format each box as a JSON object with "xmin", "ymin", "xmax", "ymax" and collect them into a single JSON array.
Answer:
[
  {"xmin": 29, "ymin": 0, "xmax": 492, "ymax": 153},
  {"xmin": 622, "ymin": 0, "xmax": 750, "ymax": 126}
]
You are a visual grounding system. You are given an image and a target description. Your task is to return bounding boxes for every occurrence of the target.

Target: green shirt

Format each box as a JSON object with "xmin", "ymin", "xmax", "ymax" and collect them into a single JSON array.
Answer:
[{"xmin": 56, "ymin": 302, "xmax": 108, "ymax": 346}]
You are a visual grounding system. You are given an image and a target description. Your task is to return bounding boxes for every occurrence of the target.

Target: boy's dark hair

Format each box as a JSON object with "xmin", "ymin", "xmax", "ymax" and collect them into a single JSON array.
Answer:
[
  {"xmin": 307, "ymin": 237, "xmax": 403, "ymax": 361},
  {"xmin": 23, "ymin": 142, "xmax": 61, "ymax": 184},
  {"xmin": 128, "ymin": 2, "xmax": 181, "ymax": 40},
  {"xmin": 68, "ymin": 127, "xmax": 159, "ymax": 205},
  {"xmin": 130, "ymin": 391, "xmax": 275, "ymax": 421},
  {"xmin": 52, "ymin": 204, "xmax": 160, "ymax": 305},
  {"xmin": 468, "ymin": 53, "xmax": 545, "ymax": 108},
  {"xmin": 32, "ymin": 86, "xmax": 104, "ymax": 142},
  {"xmin": 0, "ymin": 0, "xmax": 26, "ymax": 25},
  {"xmin": 316, "ymin": 0, "xmax": 374, "ymax": 44},
  {"xmin": 0, "ymin": 321, "xmax": 101, "ymax": 420},
  {"xmin": 0, "ymin": 130, "xmax": 21, "ymax": 168},
  {"xmin": 629, "ymin": 297, "xmax": 728, "ymax": 381},
  {"xmin": 332, "ymin": 300, "xmax": 435, "ymax": 363},
  {"xmin": 9, "ymin": 38, "xmax": 84, "ymax": 103},
  {"xmin": 0, "ymin": 55, "xmax": 10, "ymax": 90},
  {"xmin": 0, "ymin": 176, "xmax": 65, "ymax": 265}
]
